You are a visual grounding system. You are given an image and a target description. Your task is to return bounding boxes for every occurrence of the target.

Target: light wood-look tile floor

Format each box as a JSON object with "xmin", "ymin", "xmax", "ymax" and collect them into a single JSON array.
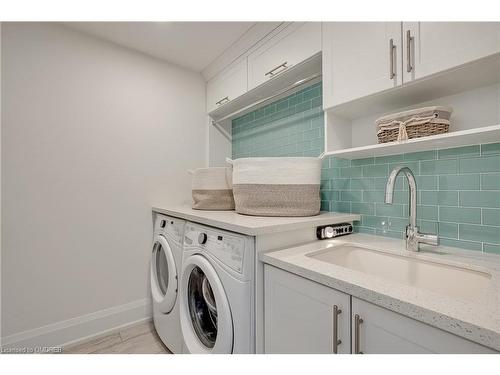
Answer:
[{"xmin": 64, "ymin": 320, "xmax": 171, "ymax": 354}]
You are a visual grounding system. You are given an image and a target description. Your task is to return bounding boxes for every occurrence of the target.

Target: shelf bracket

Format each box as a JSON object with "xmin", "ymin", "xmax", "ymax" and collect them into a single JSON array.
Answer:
[{"xmin": 211, "ymin": 120, "xmax": 232, "ymax": 142}]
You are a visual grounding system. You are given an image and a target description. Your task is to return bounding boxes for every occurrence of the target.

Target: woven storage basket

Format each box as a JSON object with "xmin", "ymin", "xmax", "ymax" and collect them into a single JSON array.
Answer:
[
  {"xmin": 228, "ymin": 157, "xmax": 321, "ymax": 217},
  {"xmin": 375, "ymin": 106, "xmax": 453, "ymax": 143},
  {"xmin": 189, "ymin": 167, "xmax": 235, "ymax": 210}
]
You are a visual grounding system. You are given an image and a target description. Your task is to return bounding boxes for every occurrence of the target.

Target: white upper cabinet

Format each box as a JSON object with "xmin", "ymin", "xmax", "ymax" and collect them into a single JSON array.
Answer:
[
  {"xmin": 206, "ymin": 57, "xmax": 247, "ymax": 113},
  {"xmin": 247, "ymin": 22, "xmax": 321, "ymax": 90},
  {"xmin": 403, "ymin": 22, "xmax": 500, "ymax": 82},
  {"xmin": 322, "ymin": 22, "xmax": 403, "ymax": 109},
  {"xmin": 323, "ymin": 22, "xmax": 500, "ymax": 111}
]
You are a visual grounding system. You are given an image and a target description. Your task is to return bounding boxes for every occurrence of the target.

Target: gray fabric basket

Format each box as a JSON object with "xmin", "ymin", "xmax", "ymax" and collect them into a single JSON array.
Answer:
[
  {"xmin": 228, "ymin": 157, "xmax": 321, "ymax": 217},
  {"xmin": 190, "ymin": 167, "xmax": 235, "ymax": 210}
]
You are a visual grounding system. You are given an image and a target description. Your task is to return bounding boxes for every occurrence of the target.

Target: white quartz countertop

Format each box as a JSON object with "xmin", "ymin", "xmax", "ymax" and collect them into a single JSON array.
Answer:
[
  {"xmin": 260, "ymin": 233, "xmax": 500, "ymax": 351},
  {"xmin": 152, "ymin": 205, "xmax": 360, "ymax": 236}
]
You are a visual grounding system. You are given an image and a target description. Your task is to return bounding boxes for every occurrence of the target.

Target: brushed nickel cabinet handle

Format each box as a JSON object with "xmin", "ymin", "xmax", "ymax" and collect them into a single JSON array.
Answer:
[
  {"xmin": 265, "ymin": 61, "xmax": 288, "ymax": 77},
  {"xmin": 389, "ymin": 38, "xmax": 396, "ymax": 79},
  {"xmin": 333, "ymin": 305, "xmax": 342, "ymax": 354},
  {"xmin": 354, "ymin": 314, "xmax": 364, "ymax": 354},
  {"xmin": 216, "ymin": 96, "xmax": 230, "ymax": 106},
  {"xmin": 406, "ymin": 30, "xmax": 413, "ymax": 73}
]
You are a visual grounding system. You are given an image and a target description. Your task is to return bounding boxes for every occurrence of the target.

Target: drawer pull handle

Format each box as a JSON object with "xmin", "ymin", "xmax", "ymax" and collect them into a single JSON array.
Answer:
[
  {"xmin": 406, "ymin": 29, "xmax": 413, "ymax": 73},
  {"xmin": 389, "ymin": 38, "xmax": 396, "ymax": 80},
  {"xmin": 265, "ymin": 61, "xmax": 288, "ymax": 77},
  {"xmin": 354, "ymin": 314, "xmax": 364, "ymax": 354},
  {"xmin": 216, "ymin": 96, "xmax": 230, "ymax": 106},
  {"xmin": 333, "ymin": 305, "xmax": 342, "ymax": 354}
]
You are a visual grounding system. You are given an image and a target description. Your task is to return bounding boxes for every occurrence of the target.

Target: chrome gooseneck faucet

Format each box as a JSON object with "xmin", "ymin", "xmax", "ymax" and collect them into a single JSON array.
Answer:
[{"xmin": 385, "ymin": 166, "xmax": 439, "ymax": 252}]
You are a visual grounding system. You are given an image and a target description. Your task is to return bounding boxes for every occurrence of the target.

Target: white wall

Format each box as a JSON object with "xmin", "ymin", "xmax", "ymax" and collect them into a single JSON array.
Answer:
[
  {"xmin": 209, "ymin": 120, "xmax": 232, "ymax": 166},
  {"xmin": 1, "ymin": 23, "xmax": 207, "ymax": 344}
]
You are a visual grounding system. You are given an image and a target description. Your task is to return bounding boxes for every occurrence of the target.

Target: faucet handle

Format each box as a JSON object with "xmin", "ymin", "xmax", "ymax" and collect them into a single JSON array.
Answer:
[
  {"xmin": 416, "ymin": 231, "xmax": 439, "ymax": 246},
  {"xmin": 406, "ymin": 225, "xmax": 439, "ymax": 251}
]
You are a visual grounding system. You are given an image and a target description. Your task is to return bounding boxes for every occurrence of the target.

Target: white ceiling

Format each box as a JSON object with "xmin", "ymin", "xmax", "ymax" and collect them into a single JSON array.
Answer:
[{"xmin": 66, "ymin": 22, "xmax": 255, "ymax": 72}]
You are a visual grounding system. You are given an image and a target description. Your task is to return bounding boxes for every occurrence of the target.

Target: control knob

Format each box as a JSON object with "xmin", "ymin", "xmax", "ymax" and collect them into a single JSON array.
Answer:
[
  {"xmin": 198, "ymin": 233, "xmax": 208, "ymax": 245},
  {"xmin": 323, "ymin": 226, "xmax": 335, "ymax": 238}
]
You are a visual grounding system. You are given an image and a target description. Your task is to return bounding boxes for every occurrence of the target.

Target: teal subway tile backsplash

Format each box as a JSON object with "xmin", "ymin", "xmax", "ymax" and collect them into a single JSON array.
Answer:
[
  {"xmin": 459, "ymin": 155, "xmax": 500, "ymax": 173},
  {"xmin": 416, "ymin": 176, "xmax": 438, "ymax": 190},
  {"xmin": 481, "ymin": 142, "xmax": 500, "ymax": 155},
  {"xmin": 460, "ymin": 224, "xmax": 500, "ymax": 244},
  {"xmin": 352, "ymin": 178, "xmax": 374, "ymax": 191},
  {"xmin": 232, "ymin": 83, "xmax": 324, "ymax": 159},
  {"xmin": 439, "ymin": 175, "xmax": 480, "ymax": 190},
  {"xmin": 440, "ymin": 239, "xmax": 483, "ymax": 251},
  {"xmin": 404, "ymin": 150, "xmax": 437, "ymax": 161},
  {"xmin": 362, "ymin": 164, "xmax": 389, "ymax": 177},
  {"xmin": 437, "ymin": 145, "xmax": 480, "ymax": 159},
  {"xmin": 437, "ymin": 222, "xmax": 459, "ymax": 239},
  {"xmin": 421, "ymin": 191, "xmax": 458, "ymax": 206},
  {"xmin": 483, "ymin": 209, "xmax": 500, "ymax": 226},
  {"xmin": 416, "ymin": 205, "xmax": 438, "ymax": 220},
  {"xmin": 484, "ymin": 244, "xmax": 500, "ymax": 255},
  {"xmin": 351, "ymin": 202, "xmax": 375, "ymax": 215},
  {"xmin": 231, "ymin": 81, "xmax": 500, "ymax": 253},
  {"xmin": 481, "ymin": 173, "xmax": 500, "ymax": 190},
  {"xmin": 460, "ymin": 191, "xmax": 500, "ymax": 208},
  {"xmin": 439, "ymin": 207, "xmax": 481, "ymax": 224},
  {"xmin": 374, "ymin": 203, "xmax": 407, "ymax": 218},
  {"xmin": 420, "ymin": 159, "xmax": 458, "ymax": 175},
  {"xmin": 362, "ymin": 190, "xmax": 385, "ymax": 203}
]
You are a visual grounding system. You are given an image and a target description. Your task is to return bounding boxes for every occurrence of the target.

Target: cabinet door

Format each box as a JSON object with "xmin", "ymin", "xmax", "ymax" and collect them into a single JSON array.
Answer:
[
  {"xmin": 322, "ymin": 22, "xmax": 402, "ymax": 109},
  {"xmin": 264, "ymin": 265, "xmax": 350, "ymax": 354},
  {"xmin": 351, "ymin": 297, "xmax": 496, "ymax": 354},
  {"xmin": 206, "ymin": 57, "xmax": 247, "ymax": 113},
  {"xmin": 247, "ymin": 22, "xmax": 321, "ymax": 90},
  {"xmin": 403, "ymin": 22, "xmax": 500, "ymax": 82}
]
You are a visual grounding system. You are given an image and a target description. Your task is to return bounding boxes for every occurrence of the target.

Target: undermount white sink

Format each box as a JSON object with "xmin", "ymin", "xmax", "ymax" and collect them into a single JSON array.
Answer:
[{"xmin": 307, "ymin": 245, "xmax": 492, "ymax": 301}]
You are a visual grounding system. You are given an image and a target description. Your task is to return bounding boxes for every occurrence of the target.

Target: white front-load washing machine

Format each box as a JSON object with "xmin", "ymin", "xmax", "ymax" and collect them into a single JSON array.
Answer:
[
  {"xmin": 151, "ymin": 214, "xmax": 185, "ymax": 353},
  {"xmin": 180, "ymin": 222, "xmax": 255, "ymax": 354}
]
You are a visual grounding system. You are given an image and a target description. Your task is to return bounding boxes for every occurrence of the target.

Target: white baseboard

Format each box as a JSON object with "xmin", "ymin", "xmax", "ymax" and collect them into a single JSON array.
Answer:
[{"xmin": 1, "ymin": 298, "xmax": 152, "ymax": 349}]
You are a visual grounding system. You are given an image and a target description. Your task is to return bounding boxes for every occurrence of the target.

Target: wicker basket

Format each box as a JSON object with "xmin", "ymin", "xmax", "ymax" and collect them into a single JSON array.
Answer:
[{"xmin": 376, "ymin": 106, "xmax": 453, "ymax": 143}]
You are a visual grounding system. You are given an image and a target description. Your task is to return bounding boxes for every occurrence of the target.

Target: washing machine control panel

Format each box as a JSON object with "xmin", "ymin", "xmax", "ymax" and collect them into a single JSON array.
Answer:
[
  {"xmin": 185, "ymin": 224, "xmax": 245, "ymax": 274},
  {"xmin": 155, "ymin": 214, "xmax": 185, "ymax": 245}
]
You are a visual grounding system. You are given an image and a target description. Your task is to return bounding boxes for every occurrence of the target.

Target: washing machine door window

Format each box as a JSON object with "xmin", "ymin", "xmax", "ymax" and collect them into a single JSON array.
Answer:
[
  {"xmin": 181, "ymin": 255, "xmax": 233, "ymax": 353},
  {"xmin": 150, "ymin": 235, "xmax": 178, "ymax": 314}
]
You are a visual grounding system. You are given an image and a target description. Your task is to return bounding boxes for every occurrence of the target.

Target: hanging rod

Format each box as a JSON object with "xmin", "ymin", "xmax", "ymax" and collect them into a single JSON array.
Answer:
[{"xmin": 211, "ymin": 72, "xmax": 322, "ymax": 127}]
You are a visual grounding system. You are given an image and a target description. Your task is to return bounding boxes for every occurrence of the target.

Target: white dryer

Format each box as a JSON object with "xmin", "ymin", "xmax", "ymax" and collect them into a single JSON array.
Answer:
[
  {"xmin": 151, "ymin": 214, "xmax": 185, "ymax": 353},
  {"xmin": 180, "ymin": 222, "xmax": 255, "ymax": 354}
]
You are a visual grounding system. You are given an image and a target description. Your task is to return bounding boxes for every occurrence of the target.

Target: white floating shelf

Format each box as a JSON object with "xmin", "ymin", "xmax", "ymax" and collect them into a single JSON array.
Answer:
[{"xmin": 323, "ymin": 125, "xmax": 500, "ymax": 160}]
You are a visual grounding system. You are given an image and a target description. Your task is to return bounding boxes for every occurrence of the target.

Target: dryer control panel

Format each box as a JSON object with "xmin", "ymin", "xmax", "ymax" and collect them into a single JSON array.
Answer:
[{"xmin": 184, "ymin": 223, "xmax": 247, "ymax": 274}]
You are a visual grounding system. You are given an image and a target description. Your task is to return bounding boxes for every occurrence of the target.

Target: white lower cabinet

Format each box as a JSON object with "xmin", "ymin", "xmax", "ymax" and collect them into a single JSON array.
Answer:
[
  {"xmin": 351, "ymin": 297, "xmax": 495, "ymax": 354},
  {"xmin": 264, "ymin": 265, "xmax": 496, "ymax": 354},
  {"xmin": 264, "ymin": 265, "xmax": 350, "ymax": 353}
]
